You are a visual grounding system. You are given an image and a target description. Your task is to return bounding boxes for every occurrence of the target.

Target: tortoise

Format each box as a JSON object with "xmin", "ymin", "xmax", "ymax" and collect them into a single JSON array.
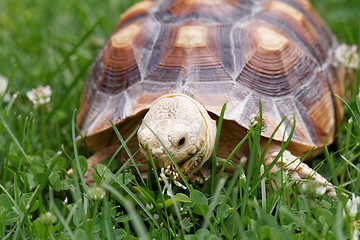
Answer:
[{"xmin": 75, "ymin": 0, "xmax": 344, "ymax": 197}]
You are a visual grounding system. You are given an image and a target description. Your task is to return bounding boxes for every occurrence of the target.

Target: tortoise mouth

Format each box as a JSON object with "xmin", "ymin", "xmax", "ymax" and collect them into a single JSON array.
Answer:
[
  {"xmin": 139, "ymin": 142, "xmax": 202, "ymax": 171},
  {"xmin": 180, "ymin": 153, "xmax": 200, "ymax": 175},
  {"xmin": 176, "ymin": 142, "xmax": 205, "ymax": 176},
  {"xmin": 139, "ymin": 141, "xmax": 204, "ymax": 181},
  {"xmin": 161, "ymin": 150, "xmax": 201, "ymax": 181}
]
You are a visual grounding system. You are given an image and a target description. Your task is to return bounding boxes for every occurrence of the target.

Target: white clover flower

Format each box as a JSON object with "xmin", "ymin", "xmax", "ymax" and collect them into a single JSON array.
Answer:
[
  {"xmin": 158, "ymin": 165, "xmax": 187, "ymax": 190},
  {"xmin": 173, "ymin": 179, "xmax": 187, "ymax": 189},
  {"xmin": 249, "ymin": 112, "xmax": 267, "ymax": 132},
  {"xmin": 0, "ymin": 74, "xmax": 8, "ymax": 96},
  {"xmin": 38, "ymin": 212, "xmax": 57, "ymax": 225},
  {"xmin": 0, "ymin": 74, "xmax": 11, "ymax": 102},
  {"xmin": 353, "ymin": 227, "xmax": 359, "ymax": 240},
  {"xmin": 239, "ymin": 172, "xmax": 246, "ymax": 181},
  {"xmin": 334, "ymin": 44, "xmax": 359, "ymax": 69},
  {"xmin": 250, "ymin": 113, "xmax": 259, "ymax": 126},
  {"xmin": 88, "ymin": 186, "xmax": 106, "ymax": 200},
  {"xmin": 344, "ymin": 194, "xmax": 360, "ymax": 218},
  {"xmin": 345, "ymin": 194, "xmax": 360, "ymax": 240},
  {"xmin": 26, "ymin": 85, "xmax": 52, "ymax": 107}
]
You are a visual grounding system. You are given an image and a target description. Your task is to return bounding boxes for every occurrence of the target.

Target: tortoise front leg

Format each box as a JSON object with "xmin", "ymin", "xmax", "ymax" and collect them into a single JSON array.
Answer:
[{"xmin": 264, "ymin": 143, "xmax": 336, "ymax": 198}]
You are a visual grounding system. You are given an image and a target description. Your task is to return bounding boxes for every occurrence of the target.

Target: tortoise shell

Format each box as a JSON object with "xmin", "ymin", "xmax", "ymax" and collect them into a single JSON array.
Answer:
[{"xmin": 77, "ymin": 0, "xmax": 343, "ymax": 153}]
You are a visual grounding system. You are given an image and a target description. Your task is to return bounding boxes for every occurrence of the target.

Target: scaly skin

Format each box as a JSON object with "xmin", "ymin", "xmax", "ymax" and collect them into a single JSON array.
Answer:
[{"xmin": 137, "ymin": 94, "xmax": 217, "ymax": 179}]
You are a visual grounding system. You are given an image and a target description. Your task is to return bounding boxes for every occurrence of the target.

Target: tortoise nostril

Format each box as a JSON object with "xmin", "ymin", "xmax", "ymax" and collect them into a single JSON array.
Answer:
[{"xmin": 178, "ymin": 137, "xmax": 186, "ymax": 146}]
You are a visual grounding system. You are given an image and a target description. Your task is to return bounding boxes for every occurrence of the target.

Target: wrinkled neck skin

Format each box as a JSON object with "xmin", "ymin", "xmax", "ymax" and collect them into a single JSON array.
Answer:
[{"xmin": 137, "ymin": 94, "xmax": 217, "ymax": 179}]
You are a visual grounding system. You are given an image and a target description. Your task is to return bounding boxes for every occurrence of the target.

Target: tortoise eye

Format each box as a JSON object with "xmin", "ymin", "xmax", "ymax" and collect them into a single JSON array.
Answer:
[{"xmin": 178, "ymin": 137, "xmax": 186, "ymax": 146}]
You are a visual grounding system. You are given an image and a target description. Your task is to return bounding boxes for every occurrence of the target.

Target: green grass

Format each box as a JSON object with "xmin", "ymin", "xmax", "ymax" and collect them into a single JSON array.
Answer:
[{"xmin": 0, "ymin": 0, "xmax": 359, "ymax": 239}]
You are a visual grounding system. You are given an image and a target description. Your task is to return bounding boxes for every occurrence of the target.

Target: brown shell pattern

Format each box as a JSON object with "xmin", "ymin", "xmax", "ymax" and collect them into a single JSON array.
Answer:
[{"xmin": 77, "ymin": 0, "xmax": 343, "ymax": 151}]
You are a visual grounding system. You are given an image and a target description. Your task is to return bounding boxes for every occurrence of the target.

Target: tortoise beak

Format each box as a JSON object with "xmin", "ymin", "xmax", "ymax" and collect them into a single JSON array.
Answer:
[
  {"xmin": 177, "ymin": 150, "xmax": 203, "ymax": 179},
  {"xmin": 180, "ymin": 155, "xmax": 197, "ymax": 176}
]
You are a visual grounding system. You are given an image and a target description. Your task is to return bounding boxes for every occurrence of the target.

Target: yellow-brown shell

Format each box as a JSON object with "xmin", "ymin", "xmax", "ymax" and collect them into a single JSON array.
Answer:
[{"xmin": 77, "ymin": 0, "xmax": 343, "ymax": 152}]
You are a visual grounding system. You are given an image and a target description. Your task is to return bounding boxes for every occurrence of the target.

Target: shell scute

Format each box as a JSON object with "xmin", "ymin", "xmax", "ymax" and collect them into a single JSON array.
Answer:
[
  {"xmin": 261, "ymin": 1, "xmax": 333, "ymax": 63},
  {"xmin": 236, "ymin": 21, "xmax": 316, "ymax": 98},
  {"xmin": 116, "ymin": 0, "xmax": 155, "ymax": 29},
  {"xmin": 144, "ymin": 23, "xmax": 233, "ymax": 84},
  {"xmin": 93, "ymin": 21, "xmax": 146, "ymax": 95}
]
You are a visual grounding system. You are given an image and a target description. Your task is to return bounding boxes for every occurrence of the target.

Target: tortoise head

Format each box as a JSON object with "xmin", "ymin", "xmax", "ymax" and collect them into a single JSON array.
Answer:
[{"xmin": 137, "ymin": 94, "xmax": 216, "ymax": 180}]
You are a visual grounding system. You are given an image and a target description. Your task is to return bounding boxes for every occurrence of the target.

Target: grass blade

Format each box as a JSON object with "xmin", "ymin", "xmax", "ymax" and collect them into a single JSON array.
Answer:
[
  {"xmin": 0, "ymin": 115, "xmax": 38, "ymax": 185},
  {"xmin": 109, "ymin": 120, "xmax": 146, "ymax": 186},
  {"xmin": 104, "ymin": 168, "xmax": 160, "ymax": 228},
  {"xmin": 70, "ymin": 110, "xmax": 93, "ymax": 239},
  {"xmin": 159, "ymin": 172, "xmax": 186, "ymax": 237},
  {"xmin": 103, "ymin": 183, "xmax": 149, "ymax": 239},
  {"xmin": 212, "ymin": 103, "xmax": 226, "ymax": 194},
  {"xmin": 201, "ymin": 177, "xmax": 226, "ymax": 232}
]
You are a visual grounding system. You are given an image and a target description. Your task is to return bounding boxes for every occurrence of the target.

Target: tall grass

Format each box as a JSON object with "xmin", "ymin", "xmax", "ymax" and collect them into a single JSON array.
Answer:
[{"xmin": 0, "ymin": 0, "xmax": 359, "ymax": 239}]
